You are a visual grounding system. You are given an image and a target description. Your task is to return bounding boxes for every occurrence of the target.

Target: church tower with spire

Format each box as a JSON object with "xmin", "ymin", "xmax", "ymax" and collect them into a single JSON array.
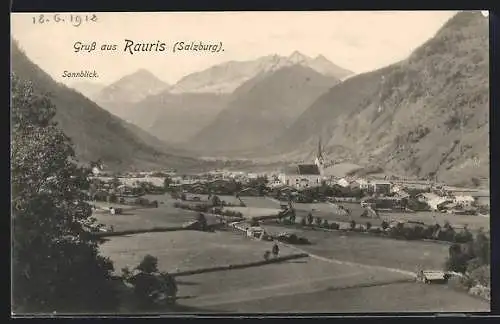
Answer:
[{"xmin": 314, "ymin": 137, "xmax": 325, "ymax": 175}]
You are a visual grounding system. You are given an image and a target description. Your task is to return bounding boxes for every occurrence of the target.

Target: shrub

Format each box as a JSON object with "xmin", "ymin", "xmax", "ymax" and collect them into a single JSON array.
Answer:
[
  {"xmin": 368, "ymin": 227, "xmax": 382, "ymax": 234},
  {"xmin": 469, "ymin": 265, "xmax": 490, "ymax": 287},
  {"xmin": 366, "ymin": 222, "xmax": 372, "ymax": 230},
  {"xmin": 123, "ymin": 256, "xmax": 178, "ymax": 309},
  {"xmin": 322, "ymin": 219, "xmax": 329, "ymax": 228},
  {"xmin": 381, "ymin": 220, "xmax": 389, "ymax": 231},
  {"xmin": 300, "ymin": 217, "xmax": 307, "ymax": 226},
  {"xmin": 314, "ymin": 217, "xmax": 322, "ymax": 226},
  {"xmin": 307, "ymin": 213, "xmax": 314, "ymax": 225},
  {"xmin": 448, "ymin": 275, "xmax": 472, "ymax": 291},
  {"xmin": 349, "ymin": 220, "xmax": 356, "ymax": 230}
]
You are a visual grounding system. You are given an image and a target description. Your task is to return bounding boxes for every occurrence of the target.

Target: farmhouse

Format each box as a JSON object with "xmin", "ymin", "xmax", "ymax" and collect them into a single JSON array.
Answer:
[
  {"xmin": 416, "ymin": 270, "xmax": 449, "ymax": 284},
  {"xmin": 368, "ymin": 180, "xmax": 392, "ymax": 195},
  {"xmin": 417, "ymin": 193, "xmax": 451, "ymax": 211},
  {"xmin": 453, "ymin": 195, "xmax": 475, "ymax": 207},
  {"xmin": 354, "ymin": 178, "xmax": 370, "ymax": 190},
  {"xmin": 337, "ymin": 178, "xmax": 350, "ymax": 188}
]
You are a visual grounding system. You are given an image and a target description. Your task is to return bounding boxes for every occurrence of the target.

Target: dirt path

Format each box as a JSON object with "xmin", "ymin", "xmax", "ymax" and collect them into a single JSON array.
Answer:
[{"xmin": 279, "ymin": 242, "xmax": 417, "ymax": 277}]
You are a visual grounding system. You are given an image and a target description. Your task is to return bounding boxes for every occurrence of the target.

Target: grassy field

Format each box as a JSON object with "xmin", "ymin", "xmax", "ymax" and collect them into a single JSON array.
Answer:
[
  {"xmin": 225, "ymin": 207, "xmax": 282, "ymax": 218},
  {"xmin": 96, "ymin": 205, "xmax": 489, "ymax": 313},
  {"xmin": 176, "ymin": 257, "xmax": 410, "ymax": 310},
  {"xmin": 241, "ymin": 197, "xmax": 282, "ymax": 208},
  {"xmin": 99, "ymin": 230, "xmax": 298, "ymax": 275},
  {"xmin": 93, "ymin": 196, "xmax": 207, "ymax": 231},
  {"xmin": 261, "ymin": 225, "xmax": 450, "ymax": 272},
  {"xmin": 196, "ymin": 281, "xmax": 489, "ymax": 313}
]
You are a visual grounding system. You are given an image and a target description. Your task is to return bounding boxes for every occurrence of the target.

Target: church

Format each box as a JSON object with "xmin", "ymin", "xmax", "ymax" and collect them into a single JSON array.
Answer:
[{"xmin": 278, "ymin": 140, "xmax": 326, "ymax": 189}]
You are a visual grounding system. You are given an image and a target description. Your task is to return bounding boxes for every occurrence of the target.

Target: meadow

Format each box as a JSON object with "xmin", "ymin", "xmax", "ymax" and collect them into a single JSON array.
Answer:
[
  {"xmin": 195, "ymin": 281, "xmax": 489, "ymax": 313},
  {"xmin": 261, "ymin": 226, "xmax": 451, "ymax": 272},
  {"xmin": 99, "ymin": 230, "xmax": 298, "ymax": 275},
  {"xmin": 93, "ymin": 195, "xmax": 212, "ymax": 231},
  {"xmin": 96, "ymin": 196, "xmax": 489, "ymax": 313},
  {"xmin": 176, "ymin": 256, "xmax": 411, "ymax": 310}
]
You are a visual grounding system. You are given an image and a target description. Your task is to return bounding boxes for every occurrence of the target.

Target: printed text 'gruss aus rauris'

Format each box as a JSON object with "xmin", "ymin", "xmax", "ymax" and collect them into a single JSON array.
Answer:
[{"xmin": 72, "ymin": 40, "xmax": 224, "ymax": 54}]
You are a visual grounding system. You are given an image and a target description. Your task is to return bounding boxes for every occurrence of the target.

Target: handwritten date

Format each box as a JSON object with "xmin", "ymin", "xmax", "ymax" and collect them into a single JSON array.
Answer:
[{"xmin": 32, "ymin": 14, "xmax": 98, "ymax": 27}]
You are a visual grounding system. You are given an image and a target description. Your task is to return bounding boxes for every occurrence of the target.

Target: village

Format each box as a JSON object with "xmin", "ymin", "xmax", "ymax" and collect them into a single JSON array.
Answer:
[{"xmin": 88, "ymin": 142, "xmax": 490, "ymax": 222}]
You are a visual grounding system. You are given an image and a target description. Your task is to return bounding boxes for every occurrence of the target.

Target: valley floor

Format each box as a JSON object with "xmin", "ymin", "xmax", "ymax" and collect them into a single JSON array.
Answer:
[{"xmin": 96, "ymin": 194, "xmax": 490, "ymax": 313}]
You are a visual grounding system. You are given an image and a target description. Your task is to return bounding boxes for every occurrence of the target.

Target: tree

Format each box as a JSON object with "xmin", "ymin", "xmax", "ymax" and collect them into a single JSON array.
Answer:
[
  {"xmin": 163, "ymin": 177, "xmax": 172, "ymax": 190},
  {"xmin": 445, "ymin": 243, "xmax": 471, "ymax": 273},
  {"xmin": 136, "ymin": 255, "xmax": 159, "ymax": 274},
  {"xmin": 307, "ymin": 212, "xmax": 314, "ymax": 225},
  {"xmin": 124, "ymin": 256, "xmax": 178, "ymax": 309},
  {"xmin": 472, "ymin": 229, "xmax": 490, "ymax": 264},
  {"xmin": 197, "ymin": 213, "xmax": 208, "ymax": 231},
  {"xmin": 289, "ymin": 208, "xmax": 296, "ymax": 224},
  {"xmin": 314, "ymin": 217, "xmax": 322, "ymax": 226},
  {"xmin": 11, "ymin": 75, "xmax": 117, "ymax": 313},
  {"xmin": 300, "ymin": 217, "xmax": 307, "ymax": 226},
  {"xmin": 110, "ymin": 177, "xmax": 121, "ymax": 189},
  {"xmin": 211, "ymin": 195, "xmax": 221, "ymax": 207}
]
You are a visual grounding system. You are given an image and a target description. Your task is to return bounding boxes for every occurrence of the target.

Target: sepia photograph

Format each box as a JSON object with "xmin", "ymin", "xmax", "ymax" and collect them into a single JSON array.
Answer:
[{"xmin": 11, "ymin": 10, "xmax": 490, "ymax": 315}]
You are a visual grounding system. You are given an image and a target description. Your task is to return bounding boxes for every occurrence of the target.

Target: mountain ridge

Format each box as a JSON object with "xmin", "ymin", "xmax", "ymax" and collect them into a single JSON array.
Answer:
[
  {"xmin": 169, "ymin": 51, "xmax": 353, "ymax": 94},
  {"xmin": 188, "ymin": 64, "xmax": 340, "ymax": 152},
  {"xmin": 260, "ymin": 11, "xmax": 489, "ymax": 186},
  {"xmin": 11, "ymin": 39, "xmax": 207, "ymax": 172}
]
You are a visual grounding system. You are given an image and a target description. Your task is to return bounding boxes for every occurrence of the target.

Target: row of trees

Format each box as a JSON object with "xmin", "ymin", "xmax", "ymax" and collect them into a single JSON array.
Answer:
[
  {"xmin": 11, "ymin": 75, "xmax": 174, "ymax": 313},
  {"xmin": 445, "ymin": 229, "xmax": 490, "ymax": 293},
  {"xmin": 275, "ymin": 206, "xmax": 474, "ymax": 245}
]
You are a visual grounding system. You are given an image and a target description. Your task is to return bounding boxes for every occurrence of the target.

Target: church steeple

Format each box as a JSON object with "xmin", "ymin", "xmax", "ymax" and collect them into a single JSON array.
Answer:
[{"xmin": 315, "ymin": 137, "xmax": 325, "ymax": 174}]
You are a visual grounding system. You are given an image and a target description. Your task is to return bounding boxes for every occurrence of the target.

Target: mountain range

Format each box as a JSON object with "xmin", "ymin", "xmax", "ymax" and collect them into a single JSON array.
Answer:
[
  {"xmin": 86, "ymin": 51, "xmax": 347, "ymax": 145},
  {"xmin": 71, "ymin": 81, "xmax": 106, "ymax": 100},
  {"xmin": 188, "ymin": 64, "xmax": 339, "ymax": 152},
  {"xmin": 257, "ymin": 11, "xmax": 489, "ymax": 187},
  {"xmin": 11, "ymin": 40, "xmax": 207, "ymax": 172},
  {"xmin": 169, "ymin": 51, "xmax": 353, "ymax": 94},
  {"xmin": 12, "ymin": 11, "xmax": 489, "ymax": 187},
  {"xmin": 93, "ymin": 69, "xmax": 170, "ymax": 117}
]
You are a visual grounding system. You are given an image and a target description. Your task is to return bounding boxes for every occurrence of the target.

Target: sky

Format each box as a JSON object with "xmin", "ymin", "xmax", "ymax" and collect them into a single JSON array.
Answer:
[{"xmin": 11, "ymin": 11, "xmax": 458, "ymax": 86}]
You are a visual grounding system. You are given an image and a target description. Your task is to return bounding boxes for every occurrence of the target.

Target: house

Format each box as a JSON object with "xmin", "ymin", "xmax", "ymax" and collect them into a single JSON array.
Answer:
[
  {"xmin": 246, "ymin": 226, "xmax": 265, "ymax": 238},
  {"xmin": 337, "ymin": 178, "xmax": 350, "ymax": 188},
  {"xmin": 416, "ymin": 270, "xmax": 449, "ymax": 284},
  {"xmin": 453, "ymin": 195, "xmax": 475, "ymax": 207},
  {"xmin": 368, "ymin": 181, "xmax": 392, "ymax": 195},
  {"xmin": 355, "ymin": 179, "xmax": 370, "ymax": 190},
  {"xmin": 417, "ymin": 193, "xmax": 452, "ymax": 211}
]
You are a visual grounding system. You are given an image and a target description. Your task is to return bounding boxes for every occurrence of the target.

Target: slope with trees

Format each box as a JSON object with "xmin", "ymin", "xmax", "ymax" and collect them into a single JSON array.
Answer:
[{"xmin": 263, "ymin": 11, "xmax": 489, "ymax": 186}]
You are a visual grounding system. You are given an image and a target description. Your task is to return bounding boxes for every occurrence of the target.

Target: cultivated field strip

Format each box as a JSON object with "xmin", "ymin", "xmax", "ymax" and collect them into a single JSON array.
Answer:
[{"xmin": 184, "ymin": 273, "xmax": 412, "ymax": 307}]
